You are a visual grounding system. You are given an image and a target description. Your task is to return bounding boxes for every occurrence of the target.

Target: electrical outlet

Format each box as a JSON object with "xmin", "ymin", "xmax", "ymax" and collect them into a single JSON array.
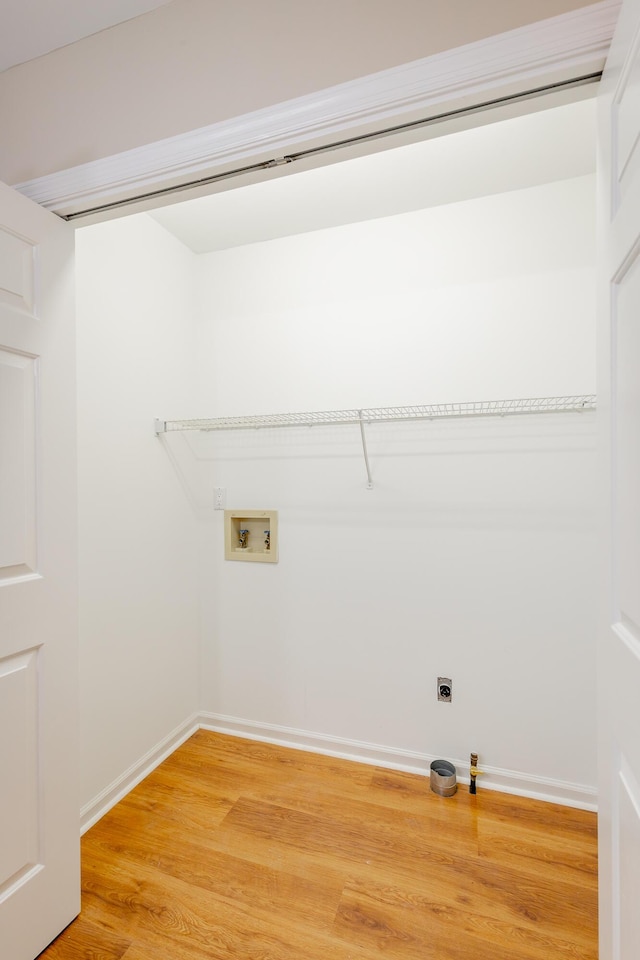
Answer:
[
  {"xmin": 214, "ymin": 487, "xmax": 226, "ymax": 510},
  {"xmin": 437, "ymin": 677, "xmax": 452, "ymax": 702}
]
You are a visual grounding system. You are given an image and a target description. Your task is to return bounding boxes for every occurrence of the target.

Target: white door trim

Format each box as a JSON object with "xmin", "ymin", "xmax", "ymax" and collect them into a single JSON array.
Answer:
[{"xmin": 15, "ymin": 0, "xmax": 620, "ymax": 218}]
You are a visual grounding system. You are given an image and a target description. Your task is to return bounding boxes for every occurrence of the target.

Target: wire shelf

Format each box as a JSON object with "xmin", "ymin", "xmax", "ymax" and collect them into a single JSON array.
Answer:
[{"xmin": 156, "ymin": 395, "xmax": 596, "ymax": 434}]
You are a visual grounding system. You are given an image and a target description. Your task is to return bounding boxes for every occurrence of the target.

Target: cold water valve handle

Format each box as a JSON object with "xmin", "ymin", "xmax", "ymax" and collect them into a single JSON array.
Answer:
[{"xmin": 469, "ymin": 752, "xmax": 483, "ymax": 794}]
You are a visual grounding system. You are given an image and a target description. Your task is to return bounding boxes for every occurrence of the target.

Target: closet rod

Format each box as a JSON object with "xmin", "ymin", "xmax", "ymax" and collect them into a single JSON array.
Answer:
[{"xmin": 154, "ymin": 395, "xmax": 596, "ymax": 436}]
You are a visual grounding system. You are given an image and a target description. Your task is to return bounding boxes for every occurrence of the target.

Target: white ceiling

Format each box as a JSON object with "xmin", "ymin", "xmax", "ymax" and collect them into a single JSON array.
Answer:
[
  {"xmin": 0, "ymin": 0, "xmax": 170, "ymax": 72},
  {"xmin": 149, "ymin": 97, "xmax": 596, "ymax": 255}
]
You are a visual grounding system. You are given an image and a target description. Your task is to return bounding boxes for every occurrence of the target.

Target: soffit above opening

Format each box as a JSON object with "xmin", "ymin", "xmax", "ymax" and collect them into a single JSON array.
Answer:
[{"xmin": 14, "ymin": 0, "xmax": 618, "ymax": 223}]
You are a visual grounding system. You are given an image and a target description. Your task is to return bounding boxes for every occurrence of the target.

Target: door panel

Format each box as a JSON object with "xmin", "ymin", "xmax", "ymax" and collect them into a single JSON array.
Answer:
[
  {"xmin": 0, "ymin": 348, "xmax": 37, "ymax": 578},
  {"xmin": 615, "ymin": 254, "xmax": 640, "ymax": 625},
  {"xmin": 617, "ymin": 758, "xmax": 640, "ymax": 956},
  {"xmin": 0, "ymin": 649, "xmax": 39, "ymax": 891},
  {"xmin": 598, "ymin": 1, "xmax": 640, "ymax": 958},
  {"xmin": 0, "ymin": 223, "xmax": 36, "ymax": 316},
  {"xmin": 0, "ymin": 182, "xmax": 79, "ymax": 960},
  {"xmin": 613, "ymin": 23, "xmax": 640, "ymax": 198}
]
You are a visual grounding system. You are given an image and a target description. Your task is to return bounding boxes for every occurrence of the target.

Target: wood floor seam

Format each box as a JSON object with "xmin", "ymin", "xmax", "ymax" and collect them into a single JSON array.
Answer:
[{"xmin": 37, "ymin": 729, "xmax": 598, "ymax": 960}]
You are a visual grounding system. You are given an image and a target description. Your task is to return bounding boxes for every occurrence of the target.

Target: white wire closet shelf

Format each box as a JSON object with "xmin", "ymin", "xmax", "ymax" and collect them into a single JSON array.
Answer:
[
  {"xmin": 154, "ymin": 395, "xmax": 596, "ymax": 489},
  {"xmin": 154, "ymin": 395, "xmax": 596, "ymax": 434}
]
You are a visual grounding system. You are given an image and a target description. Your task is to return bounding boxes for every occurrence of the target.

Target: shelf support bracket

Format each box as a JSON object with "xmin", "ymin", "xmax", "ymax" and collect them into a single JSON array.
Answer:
[
  {"xmin": 358, "ymin": 411, "xmax": 374, "ymax": 489},
  {"xmin": 154, "ymin": 419, "xmax": 167, "ymax": 436}
]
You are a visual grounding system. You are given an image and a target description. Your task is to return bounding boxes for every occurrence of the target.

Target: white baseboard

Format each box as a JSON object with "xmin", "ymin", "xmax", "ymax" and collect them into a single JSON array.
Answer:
[
  {"xmin": 79, "ymin": 713, "xmax": 200, "ymax": 834},
  {"xmin": 199, "ymin": 712, "xmax": 598, "ymax": 812},
  {"xmin": 80, "ymin": 710, "xmax": 597, "ymax": 832},
  {"xmin": 16, "ymin": 0, "xmax": 618, "ymax": 217}
]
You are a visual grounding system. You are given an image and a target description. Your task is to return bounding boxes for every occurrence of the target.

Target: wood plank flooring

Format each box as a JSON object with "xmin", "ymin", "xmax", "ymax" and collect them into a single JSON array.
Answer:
[{"xmin": 37, "ymin": 730, "xmax": 598, "ymax": 960}]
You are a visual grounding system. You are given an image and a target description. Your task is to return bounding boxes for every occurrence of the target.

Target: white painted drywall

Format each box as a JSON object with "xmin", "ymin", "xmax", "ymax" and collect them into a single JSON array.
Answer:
[
  {"xmin": 74, "ymin": 170, "xmax": 598, "ymax": 804},
  {"xmin": 194, "ymin": 174, "xmax": 598, "ymax": 791},
  {"xmin": 149, "ymin": 98, "xmax": 597, "ymax": 254},
  {"xmin": 0, "ymin": 0, "xmax": 171, "ymax": 72},
  {"xmin": 0, "ymin": 0, "xmax": 601, "ymax": 184},
  {"xmin": 75, "ymin": 214, "xmax": 200, "ymax": 807}
]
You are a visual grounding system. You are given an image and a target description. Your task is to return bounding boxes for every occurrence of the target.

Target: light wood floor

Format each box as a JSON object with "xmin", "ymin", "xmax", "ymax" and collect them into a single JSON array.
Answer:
[{"xmin": 38, "ymin": 730, "xmax": 598, "ymax": 960}]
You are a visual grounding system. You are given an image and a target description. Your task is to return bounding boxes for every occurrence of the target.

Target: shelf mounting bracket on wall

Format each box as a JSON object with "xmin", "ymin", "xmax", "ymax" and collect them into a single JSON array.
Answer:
[
  {"xmin": 154, "ymin": 395, "xmax": 596, "ymax": 488},
  {"xmin": 358, "ymin": 410, "xmax": 374, "ymax": 489}
]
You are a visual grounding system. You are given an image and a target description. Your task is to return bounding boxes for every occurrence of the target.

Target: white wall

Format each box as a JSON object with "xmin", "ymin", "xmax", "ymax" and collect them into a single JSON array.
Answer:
[
  {"xmin": 74, "ymin": 171, "xmax": 598, "ymax": 809},
  {"xmin": 0, "ymin": 0, "xmax": 601, "ymax": 185},
  {"xmin": 194, "ymin": 174, "xmax": 598, "ymax": 801},
  {"xmin": 75, "ymin": 214, "xmax": 200, "ymax": 811}
]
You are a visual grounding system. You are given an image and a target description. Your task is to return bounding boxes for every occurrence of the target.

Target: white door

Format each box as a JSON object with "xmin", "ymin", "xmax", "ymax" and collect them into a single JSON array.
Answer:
[
  {"xmin": 598, "ymin": 0, "xmax": 640, "ymax": 957},
  {"xmin": 0, "ymin": 182, "xmax": 79, "ymax": 959}
]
